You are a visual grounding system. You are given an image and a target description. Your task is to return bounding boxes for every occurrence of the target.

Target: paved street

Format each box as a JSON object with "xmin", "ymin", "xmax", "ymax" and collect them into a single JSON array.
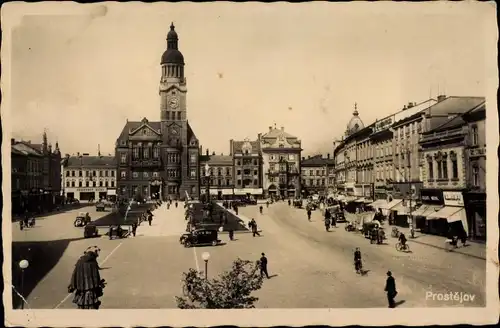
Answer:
[{"xmin": 11, "ymin": 202, "xmax": 486, "ymax": 309}]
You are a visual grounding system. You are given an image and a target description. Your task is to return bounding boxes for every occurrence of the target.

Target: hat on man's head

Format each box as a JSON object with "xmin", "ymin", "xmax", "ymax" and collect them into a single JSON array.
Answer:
[{"xmin": 387, "ymin": 271, "xmax": 392, "ymax": 276}]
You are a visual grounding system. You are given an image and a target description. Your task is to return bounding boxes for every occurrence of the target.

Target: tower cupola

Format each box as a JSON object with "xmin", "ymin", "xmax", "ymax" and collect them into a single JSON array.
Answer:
[{"xmin": 161, "ymin": 23, "xmax": 184, "ymax": 65}]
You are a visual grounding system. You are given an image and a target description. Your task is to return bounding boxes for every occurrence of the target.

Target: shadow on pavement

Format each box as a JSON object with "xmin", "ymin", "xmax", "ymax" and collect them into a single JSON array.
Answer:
[
  {"xmin": 11, "ymin": 237, "xmax": 87, "ymax": 309},
  {"xmin": 91, "ymin": 203, "xmax": 157, "ymax": 227},
  {"xmin": 191, "ymin": 203, "xmax": 249, "ymax": 232},
  {"xmin": 12, "ymin": 203, "xmax": 90, "ymax": 222},
  {"xmin": 394, "ymin": 300, "xmax": 406, "ymax": 307}
]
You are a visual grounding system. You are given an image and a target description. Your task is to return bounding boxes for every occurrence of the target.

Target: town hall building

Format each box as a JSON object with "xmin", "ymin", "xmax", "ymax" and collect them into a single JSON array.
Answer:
[{"xmin": 115, "ymin": 24, "xmax": 200, "ymax": 201}]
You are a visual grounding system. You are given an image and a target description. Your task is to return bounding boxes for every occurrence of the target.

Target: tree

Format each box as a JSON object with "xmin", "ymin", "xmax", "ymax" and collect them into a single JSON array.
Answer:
[{"xmin": 176, "ymin": 258, "xmax": 264, "ymax": 309}]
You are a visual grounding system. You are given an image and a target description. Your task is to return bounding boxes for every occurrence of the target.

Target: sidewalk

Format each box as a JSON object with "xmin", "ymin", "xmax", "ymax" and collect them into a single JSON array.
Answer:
[
  {"xmin": 215, "ymin": 203, "xmax": 255, "ymax": 233},
  {"xmin": 344, "ymin": 212, "xmax": 487, "ymax": 260},
  {"xmin": 137, "ymin": 203, "xmax": 187, "ymax": 237}
]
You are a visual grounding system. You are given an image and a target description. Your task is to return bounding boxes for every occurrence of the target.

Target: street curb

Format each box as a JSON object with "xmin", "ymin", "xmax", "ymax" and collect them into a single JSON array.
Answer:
[
  {"xmin": 408, "ymin": 239, "xmax": 486, "ymax": 260},
  {"xmin": 218, "ymin": 229, "xmax": 259, "ymax": 235}
]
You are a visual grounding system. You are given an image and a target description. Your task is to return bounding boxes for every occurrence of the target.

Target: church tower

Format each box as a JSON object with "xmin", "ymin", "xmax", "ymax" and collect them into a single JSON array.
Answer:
[{"xmin": 158, "ymin": 23, "xmax": 198, "ymax": 199}]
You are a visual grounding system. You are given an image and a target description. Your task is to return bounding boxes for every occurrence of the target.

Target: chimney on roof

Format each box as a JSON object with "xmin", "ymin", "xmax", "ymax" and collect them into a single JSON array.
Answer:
[
  {"xmin": 402, "ymin": 105, "xmax": 407, "ymax": 110},
  {"xmin": 269, "ymin": 126, "xmax": 272, "ymax": 132},
  {"xmin": 281, "ymin": 126, "xmax": 284, "ymax": 131},
  {"xmin": 407, "ymin": 102, "xmax": 414, "ymax": 108},
  {"xmin": 437, "ymin": 95, "xmax": 446, "ymax": 102},
  {"xmin": 82, "ymin": 153, "xmax": 89, "ymax": 156},
  {"xmin": 220, "ymin": 153, "xmax": 223, "ymax": 156},
  {"xmin": 77, "ymin": 152, "xmax": 80, "ymax": 157},
  {"xmin": 302, "ymin": 156, "xmax": 305, "ymax": 161},
  {"xmin": 212, "ymin": 151, "xmax": 215, "ymax": 156},
  {"xmin": 308, "ymin": 155, "xmax": 311, "ymax": 159},
  {"xmin": 327, "ymin": 153, "xmax": 330, "ymax": 159},
  {"xmin": 206, "ymin": 149, "xmax": 209, "ymax": 156}
]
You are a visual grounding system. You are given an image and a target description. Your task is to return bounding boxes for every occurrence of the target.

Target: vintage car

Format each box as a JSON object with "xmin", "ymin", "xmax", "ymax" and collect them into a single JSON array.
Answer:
[
  {"xmin": 74, "ymin": 212, "xmax": 91, "ymax": 227},
  {"xmin": 362, "ymin": 220, "xmax": 381, "ymax": 238},
  {"xmin": 84, "ymin": 223, "xmax": 99, "ymax": 238},
  {"xmin": 179, "ymin": 228, "xmax": 221, "ymax": 247},
  {"xmin": 95, "ymin": 202, "xmax": 106, "ymax": 212}
]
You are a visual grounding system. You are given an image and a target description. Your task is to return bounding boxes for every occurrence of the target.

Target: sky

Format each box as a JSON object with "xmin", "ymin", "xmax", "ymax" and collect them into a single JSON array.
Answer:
[{"xmin": 4, "ymin": 2, "xmax": 497, "ymax": 157}]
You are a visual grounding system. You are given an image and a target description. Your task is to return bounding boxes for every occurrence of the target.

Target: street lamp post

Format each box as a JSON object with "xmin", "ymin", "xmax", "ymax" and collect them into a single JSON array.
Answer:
[
  {"xmin": 201, "ymin": 252, "xmax": 210, "ymax": 279},
  {"xmin": 19, "ymin": 259, "xmax": 29, "ymax": 309},
  {"xmin": 205, "ymin": 163, "xmax": 210, "ymax": 204}
]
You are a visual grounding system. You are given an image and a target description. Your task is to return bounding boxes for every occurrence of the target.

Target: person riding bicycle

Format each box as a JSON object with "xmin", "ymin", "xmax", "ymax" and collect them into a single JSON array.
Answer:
[
  {"xmin": 398, "ymin": 232, "xmax": 407, "ymax": 248},
  {"xmin": 354, "ymin": 247, "xmax": 362, "ymax": 273}
]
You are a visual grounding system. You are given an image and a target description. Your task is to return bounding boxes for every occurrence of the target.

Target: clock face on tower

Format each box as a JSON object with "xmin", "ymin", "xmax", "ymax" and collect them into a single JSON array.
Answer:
[{"xmin": 169, "ymin": 96, "xmax": 179, "ymax": 109}]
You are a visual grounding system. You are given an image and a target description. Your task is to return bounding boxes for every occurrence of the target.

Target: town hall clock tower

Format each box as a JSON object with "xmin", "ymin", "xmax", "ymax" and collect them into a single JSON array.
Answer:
[{"xmin": 159, "ymin": 23, "xmax": 199, "ymax": 200}]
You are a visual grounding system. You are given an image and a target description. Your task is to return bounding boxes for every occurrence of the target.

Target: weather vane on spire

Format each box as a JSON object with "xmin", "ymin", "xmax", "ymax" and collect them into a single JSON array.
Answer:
[{"xmin": 354, "ymin": 102, "xmax": 357, "ymax": 110}]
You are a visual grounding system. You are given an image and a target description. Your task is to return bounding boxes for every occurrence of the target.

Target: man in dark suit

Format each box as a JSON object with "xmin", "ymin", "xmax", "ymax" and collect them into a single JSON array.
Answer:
[
  {"xmin": 259, "ymin": 253, "xmax": 270, "ymax": 278},
  {"xmin": 385, "ymin": 271, "xmax": 397, "ymax": 308}
]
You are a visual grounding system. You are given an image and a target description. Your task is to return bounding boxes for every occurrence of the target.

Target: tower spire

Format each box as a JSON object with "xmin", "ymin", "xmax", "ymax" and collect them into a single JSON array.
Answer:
[{"xmin": 353, "ymin": 102, "xmax": 359, "ymax": 116}]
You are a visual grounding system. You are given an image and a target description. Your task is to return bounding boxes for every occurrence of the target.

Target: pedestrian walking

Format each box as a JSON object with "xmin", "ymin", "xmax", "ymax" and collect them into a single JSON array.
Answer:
[
  {"xmin": 259, "ymin": 253, "xmax": 270, "ymax": 278},
  {"xmin": 384, "ymin": 271, "xmax": 397, "ymax": 308},
  {"xmin": 228, "ymin": 229, "xmax": 234, "ymax": 241},
  {"xmin": 131, "ymin": 222, "xmax": 137, "ymax": 237},
  {"xmin": 250, "ymin": 219, "xmax": 260, "ymax": 237},
  {"xmin": 167, "ymin": 203, "xmax": 170, "ymax": 209},
  {"xmin": 68, "ymin": 247, "xmax": 105, "ymax": 309},
  {"xmin": 175, "ymin": 202, "xmax": 178, "ymax": 208},
  {"xmin": 307, "ymin": 208, "xmax": 312, "ymax": 221}
]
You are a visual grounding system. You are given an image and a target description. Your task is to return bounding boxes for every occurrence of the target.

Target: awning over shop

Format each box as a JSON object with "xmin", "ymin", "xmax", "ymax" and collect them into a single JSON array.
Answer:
[
  {"xmin": 446, "ymin": 208, "xmax": 469, "ymax": 236},
  {"xmin": 412, "ymin": 205, "xmax": 430, "ymax": 216},
  {"xmin": 368, "ymin": 199, "xmax": 385, "ymax": 208},
  {"xmin": 427, "ymin": 206, "xmax": 462, "ymax": 219},
  {"xmin": 344, "ymin": 196, "xmax": 357, "ymax": 202},
  {"xmin": 380, "ymin": 199, "xmax": 402, "ymax": 210},
  {"xmin": 419, "ymin": 205, "xmax": 443, "ymax": 218},
  {"xmin": 222, "ymin": 189, "xmax": 234, "ymax": 195},
  {"xmin": 391, "ymin": 203, "xmax": 410, "ymax": 215},
  {"xmin": 107, "ymin": 189, "xmax": 116, "ymax": 196},
  {"xmin": 363, "ymin": 198, "xmax": 373, "ymax": 203},
  {"xmin": 209, "ymin": 189, "xmax": 219, "ymax": 195},
  {"xmin": 234, "ymin": 188, "xmax": 263, "ymax": 195}
]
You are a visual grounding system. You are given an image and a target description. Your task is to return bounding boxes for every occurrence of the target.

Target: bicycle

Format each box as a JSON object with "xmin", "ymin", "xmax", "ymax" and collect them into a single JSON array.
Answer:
[{"xmin": 395, "ymin": 242, "xmax": 410, "ymax": 252}]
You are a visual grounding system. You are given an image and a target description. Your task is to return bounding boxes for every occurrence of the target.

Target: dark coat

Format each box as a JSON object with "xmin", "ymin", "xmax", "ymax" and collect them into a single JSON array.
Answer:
[
  {"xmin": 385, "ymin": 276, "xmax": 396, "ymax": 295},
  {"xmin": 69, "ymin": 252, "xmax": 101, "ymax": 292}
]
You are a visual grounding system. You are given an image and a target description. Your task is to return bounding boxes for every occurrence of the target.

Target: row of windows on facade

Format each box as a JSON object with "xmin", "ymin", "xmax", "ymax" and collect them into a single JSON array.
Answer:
[
  {"xmin": 66, "ymin": 180, "xmax": 115, "ymax": 188},
  {"xmin": 301, "ymin": 168, "xmax": 335, "ymax": 176},
  {"xmin": 121, "ymin": 151, "xmax": 197, "ymax": 164},
  {"xmin": 426, "ymin": 153, "xmax": 460, "ymax": 181},
  {"xmin": 163, "ymin": 111, "xmax": 182, "ymax": 121},
  {"xmin": 120, "ymin": 169, "xmax": 197, "ymax": 179},
  {"xmin": 302, "ymin": 178, "xmax": 335, "ymax": 186},
  {"xmin": 13, "ymin": 178, "xmax": 40, "ymax": 190},
  {"xmin": 269, "ymin": 163, "xmax": 297, "ymax": 171},
  {"xmin": 235, "ymin": 159, "xmax": 259, "ymax": 166},
  {"xmin": 268, "ymin": 176, "xmax": 297, "ymax": 184},
  {"xmin": 66, "ymin": 170, "xmax": 115, "ymax": 177},
  {"xmin": 14, "ymin": 160, "xmax": 41, "ymax": 173},
  {"xmin": 342, "ymin": 126, "xmax": 480, "ymax": 163},
  {"xmin": 268, "ymin": 154, "xmax": 297, "ymax": 161},
  {"xmin": 203, "ymin": 178, "xmax": 259, "ymax": 187}
]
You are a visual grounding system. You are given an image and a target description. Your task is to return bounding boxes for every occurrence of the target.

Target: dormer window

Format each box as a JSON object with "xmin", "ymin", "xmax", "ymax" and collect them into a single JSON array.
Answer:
[{"xmin": 143, "ymin": 129, "xmax": 147, "ymax": 135}]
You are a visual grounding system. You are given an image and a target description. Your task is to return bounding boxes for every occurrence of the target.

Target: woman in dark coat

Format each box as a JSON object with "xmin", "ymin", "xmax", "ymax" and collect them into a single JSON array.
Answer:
[{"xmin": 68, "ymin": 247, "xmax": 105, "ymax": 309}]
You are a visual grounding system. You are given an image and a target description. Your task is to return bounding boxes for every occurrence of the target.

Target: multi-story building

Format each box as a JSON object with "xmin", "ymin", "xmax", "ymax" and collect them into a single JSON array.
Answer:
[
  {"xmin": 11, "ymin": 134, "xmax": 62, "ymax": 215},
  {"xmin": 61, "ymin": 153, "xmax": 117, "ymax": 201},
  {"xmin": 334, "ymin": 105, "xmax": 374, "ymax": 200},
  {"xmin": 230, "ymin": 138, "xmax": 263, "ymax": 197},
  {"xmin": 419, "ymin": 97, "xmax": 486, "ymax": 240},
  {"xmin": 259, "ymin": 125, "xmax": 302, "ymax": 198},
  {"xmin": 115, "ymin": 24, "xmax": 200, "ymax": 201},
  {"xmin": 199, "ymin": 149, "xmax": 234, "ymax": 199},
  {"xmin": 300, "ymin": 154, "xmax": 335, "ymax": 196}
]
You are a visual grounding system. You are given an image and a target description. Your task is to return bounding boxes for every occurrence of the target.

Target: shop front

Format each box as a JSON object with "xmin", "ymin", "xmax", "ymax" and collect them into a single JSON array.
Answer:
[
  {"xmin": 65, "ymin": 187, "xmax": 108, "ymax": 202},
  {"xmin": 234, "ymin": 188, "xmax": 264, "ymax": 198},
  {"xmin": 463, "ymin": 191, "xmax": 486, "ymax": 241},
  {"xmin": 417, "ymin": 189, "xmax": 446, "ymax": 235},
  {"xmin": 426, "ymin": 190, "xmax": 468, "ymax": 238}
]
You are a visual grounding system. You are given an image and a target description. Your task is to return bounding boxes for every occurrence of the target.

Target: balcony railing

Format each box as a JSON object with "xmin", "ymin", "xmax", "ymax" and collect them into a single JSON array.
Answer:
[
  {"xmin": 131, "ymin": 159, "xmax": 162, "ymax": 167},
  {"xmin": 421, "ymin": 128, "xmax": 466, "ymax": 142},
  {"xmin": 469, "ymin": 147, "xmax": 486, "ymax": 158}
]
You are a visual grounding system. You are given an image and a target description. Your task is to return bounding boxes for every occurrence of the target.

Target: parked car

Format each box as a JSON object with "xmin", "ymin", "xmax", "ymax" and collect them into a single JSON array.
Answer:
[
  {"xmin": 84, "ymin": 223, "xmax": 99, "ymax": 238},
  {"xmin": 95, "ymin": 202, "xmax": 106, "ymax": 212},
  {"xmin": 180, "ymin": 228, "xmax": 221, "ymax": 247},
  {"xmin": 74, "ymin": 212, "xmax": 91, "ymax": 227}
]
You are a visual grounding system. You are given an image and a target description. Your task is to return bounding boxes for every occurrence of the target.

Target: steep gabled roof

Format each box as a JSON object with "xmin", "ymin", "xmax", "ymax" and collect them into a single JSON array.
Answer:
[
  {"xmin": 116, "ymin": 120, "xmax": 161, "ymax": 143},
  {"xmin": 232, "ymin": 140, "xmax": 260, "ymax": 154},
  {"xmin": 12, "ymin": 142, "xmax": 43, "ymax": 156},
  {"xmin": 425, "ymin": 97, "xmax": 485, "ymax": 132}
]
